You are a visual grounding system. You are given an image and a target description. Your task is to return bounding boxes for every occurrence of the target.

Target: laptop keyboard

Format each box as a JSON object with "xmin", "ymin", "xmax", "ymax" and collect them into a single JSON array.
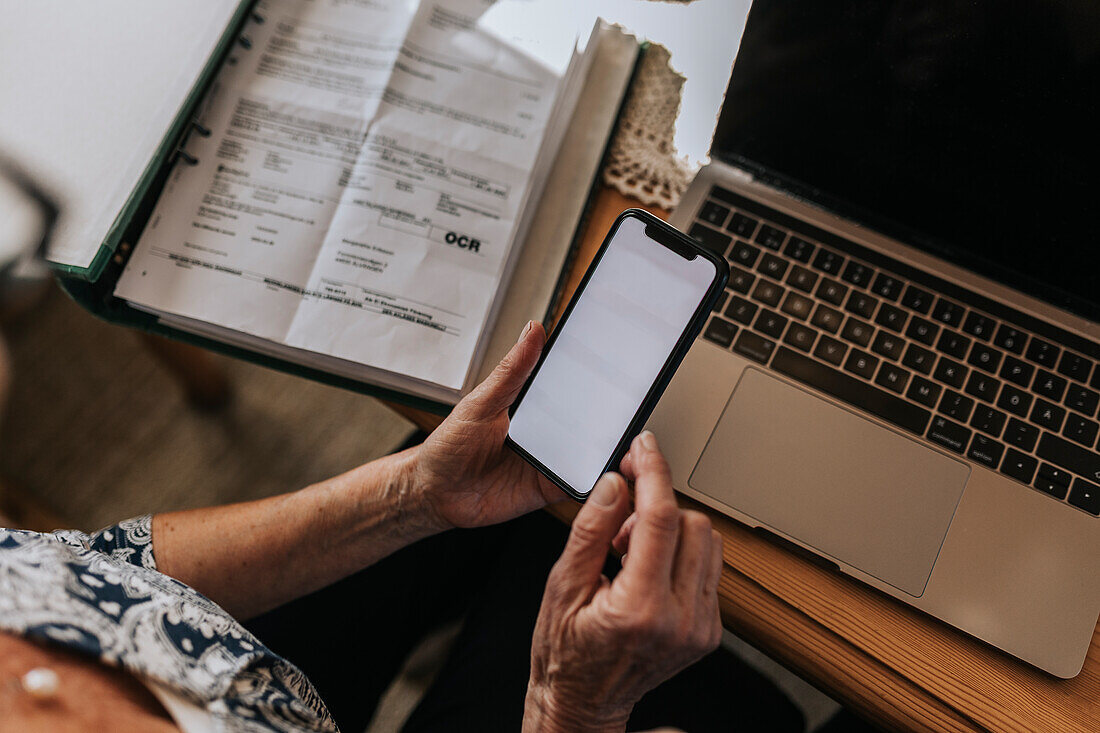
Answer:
[{"xmin": 692, "ymin": 185, "xmax": 1100, "ymax": 517}]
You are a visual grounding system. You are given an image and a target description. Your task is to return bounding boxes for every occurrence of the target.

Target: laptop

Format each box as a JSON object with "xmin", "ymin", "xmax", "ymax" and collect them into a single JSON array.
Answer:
[{"xmin": 647, "ymin": 0, "xmax": 1100, "ymax": 678}]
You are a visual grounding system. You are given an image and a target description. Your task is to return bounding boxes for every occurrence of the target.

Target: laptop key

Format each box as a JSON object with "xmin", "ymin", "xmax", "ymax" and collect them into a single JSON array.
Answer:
[
  {"xmin": 1035, "ymin": 466, "xmax": 1071, "ymax": 499},
  {"xmin": 900, "ymin": 285, "xmax": 933, "ymax": 314},
  {"xmin": 1033, "ymin": 369, "xmax": 1067, "ymax": 401},
  {"xmin": 875, "ymin": 364, "xmax": 911, "ymax": 394},
  {"xmin": 1001, "ymin": 448, "xmax": 1038, "ymax": 484},
  {"xmin": 841, "ymin": 261, "xmax": 875, "ymax": 288},
  {"xmin": 815, "ymin": 278, "xmax": 848, "ymax": 305},
  {"xmin": 813, "ymin": 335, "xmax": 848, "ymax": 366},
  {"xmin": 1026, "ymin": 337, "xmax": 1060, "ymax": 368},
  {"xmin": 844, "ymin": 349, "xmax": 879, "ymax": 379},
  {"xmin": 1058, "ymin": 351, "xmax": 1093, "ymax": 382},
  {"xmin": 875, "ymin": 303, "xmax": 908, "ymax": 333},
  {"xmin": 1065, "ymin": 385, "xmax": 1100, "ymax": 417},
  {"xmin": 840, "ymin": 318, "xmax": 873, "ymax": 347},
  {"xmin": 786, "ymin": 265, "xmax": 819, "ymax": 293},
  {"xmin": 1004, "ymin": 418, "xmax": 1039, "ymax": 451},
  {"xmin": 1036, "ymin": 432, "xmax": 1100, "ymax": 485},
  {"xmin": 971, "ymin": 405, "xmax": 1007, "ymax": 437},
  {"xmin": 812, "ymin": 248, "xmax": 845, "ymax": 275},
  {"xmin": 932, "ymin": 299, "xmax": 966, "ymax": 328},
  {"xmin": 1038, "ymin": 462, "xmax": 1072, "ymax": 488},
  {"xmin": 703, "ymin": 317, "xmax": 738, "ymax": 348},
  {"xmin": 870, "ymin": 273, "xmax": 903, "ymax": 301},
  {"xmin": 905, "ymin": 316, "xmax": 939, "ymax": 346},
  {"xmin": 751, "ymin": 279, "xmax": 783, "ymax": 307},
  {"xmin": 902, "ymin": 343, "xmax": 936, "ymax": 374},
  {"xmin": 730, "ymin": 240, "xmax": 761, "ymax": 268},
  {"xmin": 967, "ymin": 343, "xmax": 1003, "ymax": 374},
  {"xmin": 871, "ymin": 331, "xmax": 905, "ymax": 361},
  {"xmin": 907, "ymin": 376, "xmax": 942, "ymax": 408},
  {"xmin": 939, "ymin": 390, "xmax": 974, "ymax": 421},
  {"xmin": 699, "ymin": 200, "xmax": 730, "ymax": 228},
  {"xmin": 1031, "ymin": 399, "xmax": 1066, "ymax": 432},
  {"xmin": 690, "ymin": 222, "xmax": 731, "ymax": 256},
  {"xmin": 999, "ymin": 355, "xmax": 1034, "ymax": 387},
  {"xmin": 784, "ymin": 236, "xmax": 815, "ymax": 263},
  {"xmin": 1063, "ymin": 414, "xmax": 1099, "ymax": 447},
  {"xmin": 1068, "ymin": 478, "xmax": 1100, "ymax": 515},
  {"xmin": 733, "ymin": 331, "xmax": 775, "ymax": 364},
  {"xmin": 725, "ymin": 296, "xmax": 758, "ymax": 325},
  {"xmin": 727, "ymin": 212, "xmax": 759, "ymax": 238},
  {"xmin": 928, "ymin": 415, "xmax": 971, "ymax": 454},
  {"xmin": 937, "ymin": 330, "xmax": 972, "ymax": 359},
  {"xmin": 964, "ymin": 371, "xmax": 999, "ymax": 403},
  {"xmin": 780, "ymin": 291, "xmax": 814, "ymax": 321},
  {"xmin": 968, "ymin": 434, "xmax": 1005, "ymax": 468},
  {"xmin": 993, "ymin": 325, "xmax": 1027, "ymax": 355},
  {"xmin": 754, "ymin": 309, "xmax": 789, "ymax": 339},
  {"xmin": 784, "ymin": 323, "xmax": 818, "ymax": 353},
  {"xmin": 933, "ymin": 357, "xmax": 967, "ymax": 388},
  {"xmin": 810, "ymin": 304, "xmax": 843, "ymax": 334},
  {"xmin": 755, "ymin": 224, "xmax": 787, "ymax": 250},
  {"xmin": 845, "ymin": 291, "xmax": 879, "ymax": 319},
  {"xmin": 962, "ymin": 312, "xmax": 995, "ymax": 341},
  {"xmin": 758, "ymin": 252, "xmax": 789, "ymax": 280},
  {"xmin": 771, "ymin": 346, "xmax": 931, "ymax": 435},
  {"xmin": 997, "ymin": 384, "xmax": 1033, "ymax": 417},
  {"xmin": 729, "ymin": 267, "xmax": 756, "ymax": 294}
]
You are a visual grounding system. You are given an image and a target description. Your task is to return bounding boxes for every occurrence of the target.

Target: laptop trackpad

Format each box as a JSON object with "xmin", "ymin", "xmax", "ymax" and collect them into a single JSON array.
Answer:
[{"xmin": 690, "ymin": 368, "xmax": 970, "ymax": 597}]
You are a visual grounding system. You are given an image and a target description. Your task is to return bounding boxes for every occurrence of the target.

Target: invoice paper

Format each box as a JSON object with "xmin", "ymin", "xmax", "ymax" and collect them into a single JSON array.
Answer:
[{"xmin": 116, "ymin": 0, "xmax": 570, "ymax": 391}]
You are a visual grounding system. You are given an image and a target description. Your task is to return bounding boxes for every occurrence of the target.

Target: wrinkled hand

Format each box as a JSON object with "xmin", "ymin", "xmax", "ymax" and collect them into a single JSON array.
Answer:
[
  {"xmin": 524, "ymin": 432, "xmax": 723, "ymax": 733},
  {"xmin": 413, "ymin": 320, "xmax": 563, "ymax": 530}
]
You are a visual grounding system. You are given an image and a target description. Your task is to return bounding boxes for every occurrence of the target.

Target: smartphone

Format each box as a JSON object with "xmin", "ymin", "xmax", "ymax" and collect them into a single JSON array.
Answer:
[{"xmin": 506, "ymin": 209, "xmax": 729, "ymax": 501}]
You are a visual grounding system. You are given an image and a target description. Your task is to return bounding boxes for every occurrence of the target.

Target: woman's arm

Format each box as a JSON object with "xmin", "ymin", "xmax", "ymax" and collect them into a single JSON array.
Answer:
[{"xmin": 152, "ymin": 321, "xmax": 560, "ymax": 620}]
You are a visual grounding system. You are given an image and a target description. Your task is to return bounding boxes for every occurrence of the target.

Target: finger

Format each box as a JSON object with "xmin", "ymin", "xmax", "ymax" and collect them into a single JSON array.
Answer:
[
  {"xmin": 546, "ymin": 473, "xmax": 631, "ymax": 600},
  {"xmin": 703, "ymin": 530, "xmax": 725, "ymax": 649},
  {"xmin": 619, "ymin": 450, "xmax": 636, "ymax": 481},
  {"xmin": 619, "ymin": 431, "xmax": 680, "ymax": 593},
  {"xmin": 672, "ymin": 511, "xmax": 713, "ymax": 598},
  {"xmin": 704, "ymin": 529, "xmax": 724, "ymax": 598},
  {"xmin": 457, "ymin": 321, "xmax": 545, "ymax": 420},
  {"xmin": 611, "ymin": 512, "xmax": 638, "ymax": 556}
]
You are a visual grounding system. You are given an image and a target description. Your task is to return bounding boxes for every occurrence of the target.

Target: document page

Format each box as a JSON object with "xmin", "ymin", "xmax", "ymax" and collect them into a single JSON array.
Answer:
[{"xmin": 116, "ymin": 0, "xmax": 567, "ymax": 391}]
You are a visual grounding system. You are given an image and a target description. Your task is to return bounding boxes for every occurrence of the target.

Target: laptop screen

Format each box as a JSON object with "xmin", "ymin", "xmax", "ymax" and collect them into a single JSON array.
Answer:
[{"xmin": 713, "ymin": 1, "xmax": 1100, "ymax": 322}]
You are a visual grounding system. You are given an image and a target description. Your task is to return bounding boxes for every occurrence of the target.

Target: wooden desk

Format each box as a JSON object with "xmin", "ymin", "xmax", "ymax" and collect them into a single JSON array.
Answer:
[{"xmin": 386, "ymin": 187, "xmax": 1100, "ymax": 732}]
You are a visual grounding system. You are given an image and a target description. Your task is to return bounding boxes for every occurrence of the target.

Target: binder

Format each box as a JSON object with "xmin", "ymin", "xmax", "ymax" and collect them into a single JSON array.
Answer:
[{"xmin": 20, "ymin": 2, "xmax": 640, "ymax": 414}]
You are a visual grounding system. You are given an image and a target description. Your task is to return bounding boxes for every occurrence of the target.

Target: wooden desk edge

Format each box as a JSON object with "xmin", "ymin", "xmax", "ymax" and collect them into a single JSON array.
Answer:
[{"xmin": 383, "ymin": 187, "xmax": 1100, "ymax": 732}]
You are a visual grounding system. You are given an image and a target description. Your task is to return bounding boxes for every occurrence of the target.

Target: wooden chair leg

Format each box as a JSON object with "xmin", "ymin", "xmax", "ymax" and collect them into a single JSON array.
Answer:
[{"xmin": 138, "ymin": 334, "xmax": 233, "ymax": 410}]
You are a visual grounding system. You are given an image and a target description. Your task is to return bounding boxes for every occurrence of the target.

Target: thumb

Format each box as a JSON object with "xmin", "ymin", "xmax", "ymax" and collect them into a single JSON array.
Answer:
[
  {"xmin": 547, "ymin": 474, "xmax": 631, "ymax": 599},
  {"xmin": 457, "ymin": 320, "xmax": 545, "ymax": 420}
]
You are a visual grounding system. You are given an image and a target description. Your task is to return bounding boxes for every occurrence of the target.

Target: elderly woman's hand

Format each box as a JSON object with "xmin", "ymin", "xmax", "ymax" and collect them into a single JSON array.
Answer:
[{"xmin": 411, "ymin": 320, "xmax": 565, "ymax": 530}]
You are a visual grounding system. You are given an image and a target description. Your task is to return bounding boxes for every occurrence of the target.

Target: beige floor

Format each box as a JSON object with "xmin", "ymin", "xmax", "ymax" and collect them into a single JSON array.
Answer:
[{"xmin": 0, "ymin": 287, "xmax": 416, "ymax": 531}]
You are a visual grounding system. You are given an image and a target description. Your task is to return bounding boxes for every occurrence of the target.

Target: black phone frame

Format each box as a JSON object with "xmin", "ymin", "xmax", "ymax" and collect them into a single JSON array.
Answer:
[{"xmin": 505, "ymin": 208, "xmax": 730, "ymax": 502}]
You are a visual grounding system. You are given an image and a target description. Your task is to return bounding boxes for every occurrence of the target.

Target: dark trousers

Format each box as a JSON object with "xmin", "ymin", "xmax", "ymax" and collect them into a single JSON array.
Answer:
[{"xmin": 246, "ymin": 512, "xmax": 805, "ymax": 733}]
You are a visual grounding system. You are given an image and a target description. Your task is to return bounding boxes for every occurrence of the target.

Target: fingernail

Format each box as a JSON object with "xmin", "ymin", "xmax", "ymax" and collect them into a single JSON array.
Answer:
[
  {"xmin": 640, "ymin": 430, "xmax": 657, "ymax": 451},
  {"xmin": 590, "ymin": 473, "xmax": 620, "ymax": 506},
  {"xmin": 518, "ymin": 320, "xmax": 533, "ymax": 342}
]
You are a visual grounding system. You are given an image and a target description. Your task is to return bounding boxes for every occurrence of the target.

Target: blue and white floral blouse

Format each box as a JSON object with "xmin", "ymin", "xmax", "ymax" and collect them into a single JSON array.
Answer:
[{"xmin": 0, "ymin": 516, "xmax": 337, "ymax": 732}]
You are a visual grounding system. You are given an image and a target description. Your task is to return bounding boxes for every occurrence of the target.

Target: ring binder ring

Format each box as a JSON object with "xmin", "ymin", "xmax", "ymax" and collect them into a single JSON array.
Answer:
[
  {"xmin": 238, "ymin": 36, "xmax": 252, "ymax": 50},
  {"xmin": 177, "ymin": 150, "xmax": 199, "ymax": 166},
  {"xmin": 192, "ymin": 122, "xmax": 211, "ymax": 137},
  {"xmin": 252, "ymin": 12, "xmax": 265, "ymax": 24}
]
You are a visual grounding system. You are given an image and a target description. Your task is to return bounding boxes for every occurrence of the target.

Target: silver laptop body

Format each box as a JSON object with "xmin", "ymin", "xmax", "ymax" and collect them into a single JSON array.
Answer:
[{"xmin": 650, "ymin": 161, "xmax": 1100, "ymax": 678}]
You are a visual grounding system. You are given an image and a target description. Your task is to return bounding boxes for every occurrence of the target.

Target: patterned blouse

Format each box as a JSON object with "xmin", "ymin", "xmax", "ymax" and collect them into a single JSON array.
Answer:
[{"xmin": 0, "ymin": 517, "xmax": 337, "ymax": 732}]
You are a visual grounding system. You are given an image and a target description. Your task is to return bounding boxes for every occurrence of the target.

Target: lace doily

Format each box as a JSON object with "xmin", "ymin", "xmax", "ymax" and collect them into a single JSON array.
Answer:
[{"xmin": 603, "ymin": 41, "xmax": 695, "ymax": 210}]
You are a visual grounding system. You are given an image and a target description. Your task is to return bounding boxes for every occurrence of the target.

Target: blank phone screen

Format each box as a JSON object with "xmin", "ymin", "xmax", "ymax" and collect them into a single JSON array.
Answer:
[{"xmin": 508, "ymin": 216, "xmax": 717, "ymax": 496}]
